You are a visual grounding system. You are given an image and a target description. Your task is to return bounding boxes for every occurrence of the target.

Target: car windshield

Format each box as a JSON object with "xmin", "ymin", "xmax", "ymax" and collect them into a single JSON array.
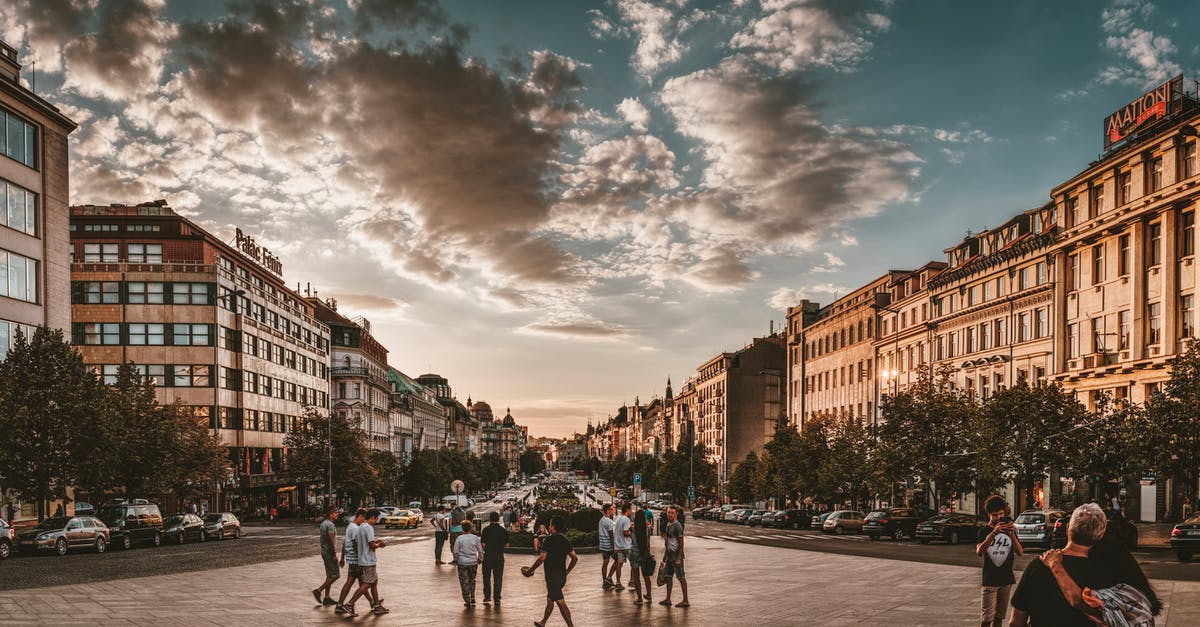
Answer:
[
  {"xmin": 1016, "ymin": 513, "xmax": 1045, "ymax": 524},
  {"xmin": 163, "ymin": 515, "xmax": 184, "ymax": 525},
  {"xmin": 203, "ymin": 514, "xmax": 222, "ymax": 523},
  {"xmin": 866, "ymin": 511, "xmax": 888, "ymax": 520},
  {"xmin": 38, "ymin": 517, "xmax": 69, "ymax": 529}
]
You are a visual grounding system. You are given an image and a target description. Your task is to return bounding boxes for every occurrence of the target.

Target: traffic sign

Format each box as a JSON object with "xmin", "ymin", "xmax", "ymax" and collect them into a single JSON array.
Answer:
[
  {"xmin": 688, "ymin": 485, "xmax": 695, "ymax": 501},
  {"xmin": 609, "ymin": 488, "xmax": 616, "ymax": 497},
  {"xmin": 633, "ymin": 473, "xmax": 642, "ymax": 485},
  {"xmin": 451, "ymin": 479, "xmax": 464, "ymax": 494}
]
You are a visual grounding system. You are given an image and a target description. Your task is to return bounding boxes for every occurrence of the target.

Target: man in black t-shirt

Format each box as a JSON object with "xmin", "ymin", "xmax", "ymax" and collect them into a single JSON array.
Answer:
[
  {"xmin": 975, "ymin": 495, "xmax": 1023, "ymax": 627},
  {"xmin": 1010, "ymin": 503, "xmax": 1114, "ymax": 626},
  {"xmin": 480, "ymin": 512, "xmax": 509, "ymax": 606},
  {"xmin": 522, "ymin": 516, "xmax": 579, "ymax": 627}
]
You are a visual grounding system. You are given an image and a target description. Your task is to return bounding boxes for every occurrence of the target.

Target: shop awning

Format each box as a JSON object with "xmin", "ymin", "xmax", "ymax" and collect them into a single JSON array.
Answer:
[{"xmin": 276, "ymin": 486, "xmax": 298, "ymax": 493}]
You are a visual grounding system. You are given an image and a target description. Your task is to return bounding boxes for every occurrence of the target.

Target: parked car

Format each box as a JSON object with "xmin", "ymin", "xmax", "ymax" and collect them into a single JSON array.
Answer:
[
  {"xmin": 768, "ymin": 509, "xmax": 810, "ymax": 530},
  {"xmin": 812, "ymin": 511, "xmax": 833, "ymax": 529},
  {"xmin": 863, "ymin": 508, "xmax": 922, "ymax": 541},
  {"xmin": 96, "ymin": 500, "xmax": 163, "ymax": 550},
  {"xmin": 73, "ymin": 502, "xmax": 96, "ymax": 517},
  {"xmin": 747, "ymin": 510, "xmax": 767, "ymax": 527},
  {"xmin": 0, "ymin": 518, "xmax": 11, "ymax": 560},
  {"xmin": 759, "ymin": 510, "xmax": 779, "ymax": 527},
  {"xmin": 915, "ymin": 513, "xmax": 985, "ymax": 545},
  {"xmin": 1170, "ymin": 513, "xmax": 1200, "ymax": 561},
  {"xmin": 203, "ymin": 512, "xmax": 241, "ymax": 540},
  {"xmin": 722, "ymin": 505, "xmax": 751, "ymax": 523},
  {"xmin": 691, "ymin": 506, "xmax": 710, "ymax": 520},
  {"xmin": 1050, "ymin": 508, "xmax": 1137, "ymax": 550},
  {"xmin": 822, "ymin": 510, "xmax": 865, "ymax": 535},
  {"xmin": 1013, "ymin": 509, "xmax": 1064, "ymax": 548},
  {"xmin": 163, "ymin": 513, "xmax": 206, "ymax": 544},
  {"xmin": 16, "ymin": 516, "xmax": 110, "ymax": 556},
  {"xmin": 407, "ymin": 501, "xmax": 423, "ymax": 510}
]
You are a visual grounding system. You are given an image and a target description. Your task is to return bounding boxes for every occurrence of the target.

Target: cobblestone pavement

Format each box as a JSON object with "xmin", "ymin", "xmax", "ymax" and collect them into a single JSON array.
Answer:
[{"xmin": 1, "ymin": 534, "xmax": 1197, "ymax": 626}]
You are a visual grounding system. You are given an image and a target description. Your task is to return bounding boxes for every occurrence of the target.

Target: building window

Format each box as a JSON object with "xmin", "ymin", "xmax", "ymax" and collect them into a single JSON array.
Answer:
[
  {"xmin": 1183, "ymin": 294, "xmax": 1195, "ymax": 339},
  {"xmin": 262, "ymin": 377, "xmax": 273, "ymax": 397},
  {"xmin": 1091, "ymin": 184, "xmax": 1104, "ymax": 216},
  {"xmin": 78, "ymin": 323, "xmax": 120, "ymax": 345},
  {"xmin": 1036, "ymin": 261, "xmax": 1047, "ymax": 285},
  {"xmin": 1018, "ymin": 312, "xmax": 1031, "ymax": 342},
  {"xmin": 171, "ymin": 282, "xmax": 211, "ymax": 305},
  {"xmin": 1117, "ymin": 171, "xmax": 1132, "ymax": 205},
  {"xmin": 1069, "ymin": 253, "xmax": 1080, "ymax": 290},
  {"xmin": 0, "ymin": 249, "xmax": 38, "ymax": 303},
  {"xmin": 82, "ymin": 281, "xmax": 120, "ymax": 304},
  {"xmin": 1185, "ymin": 142, "xmax": 1198, "ymax": 179},
  {"xmin": 1119, "ymin": 310, "xmax": 1131, "ymax": 351},
  {"xmin": 174, "ymin": 365, "xmax": 211, "ymax": 387},
  {"xmin": 1183, "ymin": 211, "xmax": 1195, "ymax": 257},
  {"xmin": 0, "ymin": 107, "xmax": 37, "ymax": 168},
  {"xmin": 1147, "ymin": 221, "xmax": 1163, "ymax": 266},
  {"xmin": 966, "ymin": 327, "xmax": 976, "ymax": 353},
  {"xmin": 1119, "ymin": 234, "xmax": 1131, "ymax": 276},
  {"xmin": 1147, "ymin": 302, "xmax": 1162, "ymax": 346},
  {"xmin": 1091, "ymin": 317, "xmax": 1106, "ymax": 353},
  {"xmin": 172, "ymin": 323, "xmax": 211, "ymax": 346},
  {"xmin": 1068, "ymin": 323, "xmax": 1079, "ymax": 358},
  {"xmin": 1036, "ymin": 308, "xmax": 1048, "ymax": 338},
  {"xmin": 1066, "ymin": 195, "xmax": 1081, "ymax": 227},
  {"xmin": 127, "ymin": 243, "xmax": 163, "ymax": 263},
  {"xmin": 98, "ymin": 364, "xmax": 119, "ymax": 385},
  {"xmin": 126, "ymin": 224, "xmax": 161, "ymax": 232},
  {"xmin": 218, "ymin": 407, "xmax": 241, "ymax": 430},
  {"xmin": 0, "ymin": 179, "xmax": 36, "ymax": 236},
  {"xmin": 1092, "ymin": 243, "xmax": 1105, "ymax": 285},
  {"xmin": 83, "ymin": 224, "xmax": 118, "ymax": 231},
  {"xmin": 135, "ymin": 364, "xmax": 166, "ymax": 387},
  {"xmin": 126, "ymin": 281, "xmax": 164, "ymax": 304},
  {"xmin": 221, "ymin": 367, "xmax": 242, "ymax": 391},
  {"xmin": 127, "ymin": 323, "xmax": 165, "ymax": 346},
  {"xmin": 1148, "ymin": 157, "xmax": 1163, "ymax": 193},
  {"xmin": 82, "ymin": 243, "xmax": 118, "ymax": 262}
]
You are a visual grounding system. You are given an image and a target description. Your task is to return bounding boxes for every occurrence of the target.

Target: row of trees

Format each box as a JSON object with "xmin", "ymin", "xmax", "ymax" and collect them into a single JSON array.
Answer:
[
  {"xmin": 571, "ymin": 439, "xmax": 719, "ymax": 501},
  {"xmin": 0, "ymin": 329, "xmax": 227, "ymax": 520},
  {"xmin": 728, "ymin": 342, "xmax": 1200, "ymax": 516}
]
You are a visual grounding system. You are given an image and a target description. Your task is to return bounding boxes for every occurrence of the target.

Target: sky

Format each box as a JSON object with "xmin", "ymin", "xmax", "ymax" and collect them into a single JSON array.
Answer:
[{"xmin": 3, "ymin": 0, "xmax": 1199, "ymax": 438}]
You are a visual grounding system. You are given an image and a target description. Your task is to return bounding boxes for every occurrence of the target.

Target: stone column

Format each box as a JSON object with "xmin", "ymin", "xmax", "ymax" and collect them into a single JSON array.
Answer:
[
  {"xmin": 1131, "ymin": 221, "xmax": 1147, "ymax": 358},
  {"xmin": 1052, "ymin": 250, "xmax": 1068, "ymax": 373},
  {"xmin": 1162, "ymin": 208, "xmax": 1179, "ymax": 355}
]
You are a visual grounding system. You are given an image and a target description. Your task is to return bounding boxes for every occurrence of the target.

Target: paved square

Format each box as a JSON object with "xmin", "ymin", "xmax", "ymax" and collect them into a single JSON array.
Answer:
[{"xmin": 1, "ymin": 535, "xmax": 1197, "ymax": 625}]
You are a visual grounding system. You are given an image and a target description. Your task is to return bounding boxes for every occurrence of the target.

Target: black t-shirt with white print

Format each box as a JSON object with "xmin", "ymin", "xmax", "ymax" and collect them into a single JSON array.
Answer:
[{"xmin": 978, "ymin": 524, "xmax": 1017, "ymax": 587}]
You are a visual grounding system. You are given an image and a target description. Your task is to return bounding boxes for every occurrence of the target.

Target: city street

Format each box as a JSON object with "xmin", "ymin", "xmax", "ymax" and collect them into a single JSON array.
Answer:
[{"xmin": 1, "ymin": 532, "xmax": 1198, "ymax": 625}]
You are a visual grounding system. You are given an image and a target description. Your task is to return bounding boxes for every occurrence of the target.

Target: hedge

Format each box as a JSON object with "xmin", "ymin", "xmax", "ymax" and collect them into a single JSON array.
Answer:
[{"xmin": 507, "ymin": 530, "xmax": 598, "ymax": 550}]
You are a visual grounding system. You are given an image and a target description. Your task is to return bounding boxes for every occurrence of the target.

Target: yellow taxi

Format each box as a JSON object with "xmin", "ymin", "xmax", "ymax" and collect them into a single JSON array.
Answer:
[{"xmin": 383, "ymin": 509, "xmax": 422, "ymax": 529}]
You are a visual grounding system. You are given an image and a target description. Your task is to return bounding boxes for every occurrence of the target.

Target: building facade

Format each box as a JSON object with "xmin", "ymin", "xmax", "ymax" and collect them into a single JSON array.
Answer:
[
  {"xmin": 0, "ymin": 41, "xmax": 76, "ymax": 357},
  {"xmin": 310, "ymin": 299, "xmax": 393, "ymax": 452},
  {"xmin": 416, "ymin": 373, "xmax": 477, "ymax": 454},
  {"xmin": 69, "ymin": 201, "xmax": 331, "ymax": 513},
  {"xmin": 387, "ymin": 366, "xmax": 447, "ymax": 453}
]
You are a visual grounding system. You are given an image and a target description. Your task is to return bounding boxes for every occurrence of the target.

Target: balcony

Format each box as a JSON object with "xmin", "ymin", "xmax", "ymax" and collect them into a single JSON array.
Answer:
[{"xmin": 332, "ymin": 366, "xmax": 370, "ymax": 377}]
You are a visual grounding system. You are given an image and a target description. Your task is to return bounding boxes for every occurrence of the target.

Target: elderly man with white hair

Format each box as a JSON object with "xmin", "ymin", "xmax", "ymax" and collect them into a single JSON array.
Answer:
[{"xmin": 1008, "ymin": 503, "xmax": 1117, "ymax": 626}]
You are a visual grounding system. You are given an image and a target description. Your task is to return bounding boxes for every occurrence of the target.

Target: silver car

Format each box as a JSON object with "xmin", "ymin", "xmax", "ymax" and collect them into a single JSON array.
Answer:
[
  {"xmin": 822, "ymin": 510, "xmax": 865, "ymax": 535},
  {"xmin": 1013, "ymin": 509, "xmax": 1064, "ymax": 547}
]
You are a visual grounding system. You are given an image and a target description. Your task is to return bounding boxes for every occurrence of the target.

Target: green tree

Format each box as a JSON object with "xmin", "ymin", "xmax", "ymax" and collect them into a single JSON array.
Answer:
[
  {"xmin": 817, "ymin": 416, "xmax": 876, "ymax": 510},
  {"xmin": 792, "ymin": 414, "xmax": 836, "ymax": 503},
  {"xmin": 571, "ymin": 455, "xmax": 603, "ymax": 477},
  {"xmin": 979, "ymin": 380, "xmax": 1086, "ymax": 511},
  {"xmin": 369, "ymin": 449, "xmax": 405, "ymax": 504},
  {"xmin": 727, "ymin": 451, "xmax": 762, "ymax": 503},
  {"xmin": 655, "ymin": 440, "xmax": 717, "ymax": 503},
  {"xmin": 1138, "ymin": 341, "xmax": 1200, "ymax": 513},
  {"xmin": 1059, "ymin": 393, "xmax": 1143, "ymax": 501},
  {"xmin": 0, "ymin": 328, "xmax": 107, "ymax": 520},
  {"xmin": 761, "ymin": 418, "xmax": 809, "ymax": 506},
  {"xmin": 161, "ymin": 400, "xmax": 227, "ymax": 504},
  {"xmin": 283, "ymin": 408, "xmax": 375, "ymax": 504}
]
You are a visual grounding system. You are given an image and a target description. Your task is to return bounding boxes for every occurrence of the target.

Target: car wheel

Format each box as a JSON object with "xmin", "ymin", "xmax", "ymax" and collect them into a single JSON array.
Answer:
[
  {"xmin": 122, "ymin": 534, "xmax": 132, "ymax": 550},
  {"xmin": 948, "ymin": 531, "xmax": 960, "ymax": 545},
  {"xmin": 0, "ymin": 541, "xmax": 9, "ymax": 560},
  {"xmin": 919, "ymin": 538, "xmax": 931, "ymax": 545},
  {"xmin": 834, "ymin": 525, "xmax": 844, "ymax": 535},
  {"xmin": 55, "ymin": 538, "xmax": 67, "ymax": 556},
  {"xmin": 95, "ymin": 537, "xmax": 106, "ymax": 554},
  {"xmin": 1177, "ymin": 551, "xmax": 1193, "ymax": 562},
  {"xmin": 153, "ymin": 532, "xmax": 162, "ymax": 547},
  {"xmin": 893, "ymin": 528, "xmax": 904, "ymax": 541},
  {"xmin": 868, "ymin": 534, "xmax": 878, "ymax": 541},
  {"xmin": 177, "ymin": 531, "xmax": 186, "ymax": 545}
]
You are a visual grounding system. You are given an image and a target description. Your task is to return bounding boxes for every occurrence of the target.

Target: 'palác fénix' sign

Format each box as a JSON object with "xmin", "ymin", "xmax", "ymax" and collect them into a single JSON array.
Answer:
[
  {"xmin": 234, "ymin": 228, "xmax": 283, "ymax": 276},
  {"xmin": 1104, "ymin": 75, "xmax": 1183, "ymax": 150}
]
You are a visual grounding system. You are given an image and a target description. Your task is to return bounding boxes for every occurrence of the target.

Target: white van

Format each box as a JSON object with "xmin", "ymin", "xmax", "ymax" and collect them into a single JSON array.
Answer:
[{"xmin": 441, "ymin": 495, "xmax": 470, "ymax": 508}]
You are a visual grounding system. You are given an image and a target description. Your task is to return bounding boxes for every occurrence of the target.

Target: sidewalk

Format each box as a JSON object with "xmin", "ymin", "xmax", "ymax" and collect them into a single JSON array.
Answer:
[{"xmin": 0, "ymin": 535, "xmax": 1196, "ymax": 625}]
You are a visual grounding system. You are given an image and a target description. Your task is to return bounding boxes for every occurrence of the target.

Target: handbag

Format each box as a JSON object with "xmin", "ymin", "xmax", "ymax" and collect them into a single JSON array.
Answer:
[{"xmin": 656, "ymin": 559, "xmax": 669, "ymax": 587}]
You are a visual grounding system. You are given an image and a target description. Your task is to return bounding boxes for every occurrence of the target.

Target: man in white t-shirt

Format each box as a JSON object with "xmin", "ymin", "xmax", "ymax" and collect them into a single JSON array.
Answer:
[
  {"xmin": 335, "ymin": 509, "xmax": 374, "ymax": 614},
  {"xmin": 431, "ymin": 505, "xmax": 450, "ymax": 564},
  {"xmin": 345, "ymin": 509, "xmax": 388, "ymax": 617},
  {"xmin": 612, "ymin": 503, "xmax": 633, "ymax": 590},
  {"xmin": 598, "ymin": 503, "xmax": 616, "ymax": 589}
]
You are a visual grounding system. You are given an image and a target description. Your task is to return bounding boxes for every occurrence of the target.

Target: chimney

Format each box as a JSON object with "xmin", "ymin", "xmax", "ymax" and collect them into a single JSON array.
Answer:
[{"xmin": 0, "ymin": 41, "xmax": 20, "ymax": 84}]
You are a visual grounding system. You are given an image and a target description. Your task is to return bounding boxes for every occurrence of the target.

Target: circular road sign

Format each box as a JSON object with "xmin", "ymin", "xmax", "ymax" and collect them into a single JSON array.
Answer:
[{"xmin": 451, "ymin": 479, "xmax": 465, "ymax": 494}]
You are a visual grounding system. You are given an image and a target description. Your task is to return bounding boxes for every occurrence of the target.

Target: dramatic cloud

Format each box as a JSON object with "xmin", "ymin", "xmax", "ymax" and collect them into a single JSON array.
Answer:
[
  {"xmin": 731, "ymin": 0, "xmax": 893, "ymax": 72},
  {"xmin": 1098, "ymin": 0, "xmax": 1180, "ymax": 88},
  {"xmin": 328, "ymin": 293, "xmax": 407, "ymax": 311},
  {"xmin": 614, "ymin": 0, "xmax": 689, "ymax": 80},
  {"xmin": 617, "ymin": 97, "xmax": 651, "ymax": 131}
]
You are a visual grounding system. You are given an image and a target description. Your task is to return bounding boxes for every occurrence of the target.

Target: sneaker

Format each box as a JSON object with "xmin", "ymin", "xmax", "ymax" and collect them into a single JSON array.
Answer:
[
  {"xmin": 334, "ymin": 604, "xmax": 347, "ymax": 615},
  {"xmin": 483, "ymin": 599, "xmax": 491, "ymax": 605},
  {"xmin": 344, "ymin": 605, "xmax": 357, "ymax": 618},
  {"xmin": 495, "ymin": 600, "xmax": 501, "ymax": 607},
  {"xmin": 372, "ymin": 606, "xmax": 389, "ymax": 615},
  {"xmin": 602, "ymin": 580, "xmax": 614, "ymax": 589},
  {"xmin": 322, "ymin": 597, "xmax": 337, "ymax": 606},
  {"xmin": 614, "ymin": 583, "xmax": 625, "ymax": 591},
  {"xmin": 312, "ymin": 589, "xmax": 322, "ymax": 603}
]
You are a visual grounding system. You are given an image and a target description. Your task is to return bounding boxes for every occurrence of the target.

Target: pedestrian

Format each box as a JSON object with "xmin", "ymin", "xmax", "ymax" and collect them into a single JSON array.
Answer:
[
  {"xmin": 1010, "ymin": 503, "xmax": 1120, "ymax": 626},
  {"xmin": 335, "ymin": 509, "xmax": 374, "ymax": 614},
  {"xmin": 629, "ymin": 507, "xmax": 655, "ymax": 605},
  {"xmin": 501, "ymin": 506, "xmax": 511, "ymax": 530},
  {"xmin": 660, "ymin": 505, "xmax": 689, "ymax": 608},
  {"xmin": 1184, "ymin": 496, "xmax": 1194, "ymax": 520},
  {"xmin": 1037, "ymin": 523, "xmax": 1161, "ymax": 625},
  {"xmin": 453, "ymin": 520, "xmax": 483, "ymax": 607},
  {"xmin": 534, "ymin": 523, "xmax": 548, "ymax": 553},
  {"xmin": 974, "ymin": 495, "xmax": 1022, "ymax": 627},
  {"xmin": 612, "ymin": 502, "xmax": 633, "ymax": 590},
  {"xmin": 432, "ymin": 505, "xmax": 450, "ymax": 564},
  {"xmin": 480, "ymin": 511, "xmax": 510, "ymax": 606},
  {"xmin": 522, "ymin": 516, "xmax": 578, "ymax": 627},
  {"xmin": 344, "ymin": 509, "xmax": 388, "ymax": 617},
  {"xmin": 270, "ymin": 505, "xmax": 278, "ymax": 525},
  {"xmin": 311, "ymin": 506, "xmax": 340, "ymax": 607},
  {"xmin": 598, "ymin": 503, "xmax": 616, "ymax": 589},
  {"xmin": 449, "ymin": 502, "xmax": 466, "ymax": 557}
]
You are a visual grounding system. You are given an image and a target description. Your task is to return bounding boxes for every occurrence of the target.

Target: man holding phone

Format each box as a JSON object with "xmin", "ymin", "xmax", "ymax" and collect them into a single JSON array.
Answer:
[{"xmin": 975, "ymin": 495, "xmax": 1023, "ymax": 627}]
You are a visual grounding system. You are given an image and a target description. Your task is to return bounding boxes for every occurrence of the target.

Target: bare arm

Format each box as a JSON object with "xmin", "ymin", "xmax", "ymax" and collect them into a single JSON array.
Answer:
[
  {"xmin": 524, "ymin": 551, "xmax": 548, "ymax": 576},
  {"xmin": 975, "ymin": 527, "xmax": 997, "ymax": 556},
  {"xmin": 566, "ymin": 550, "xmax": 578, "ymax": 576},
  {"xmin": 1040, "ymin": 551, "xmax": 1104, "ymax": 623}
]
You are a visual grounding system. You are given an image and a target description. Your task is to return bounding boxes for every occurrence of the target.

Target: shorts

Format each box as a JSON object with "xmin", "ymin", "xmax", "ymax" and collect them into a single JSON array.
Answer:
[
  {"xmin": 614, "ymin": 549, "xmax": 629, "ymax": 564},
  {"xmin": 639, "ymin": 556, "xmax": 656, "ymax": 577},
  {"xmin": 600, "ymin": 549, "xmax": 614, "ymax": 559},
  {"xmin": 545, "ymin": 578, "xmax": 566, "ymax": 602},
  {"xmin": 359, "ymin": 565, "xmax": 378, "ymax": 585},
  {"xmin": 981, "ymin": 584, "xmax": 1012, "ymax": 622},
  {"xmin": 664, "ymin": 558, "xmax": 685, "ymax": 580},
  {"xmin": 347, "ymin": 563, "xmax": 362, "ymax": 580},
  {"xmin": 322, "ymin": 553, "xmax": 340, "ymax": 579}
]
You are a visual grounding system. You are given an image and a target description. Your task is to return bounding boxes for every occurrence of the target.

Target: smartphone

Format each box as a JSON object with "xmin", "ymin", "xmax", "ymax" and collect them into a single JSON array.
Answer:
[{"xmin": 998, "ymin": 516, "xmax": 1013, "ymax": 524}]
